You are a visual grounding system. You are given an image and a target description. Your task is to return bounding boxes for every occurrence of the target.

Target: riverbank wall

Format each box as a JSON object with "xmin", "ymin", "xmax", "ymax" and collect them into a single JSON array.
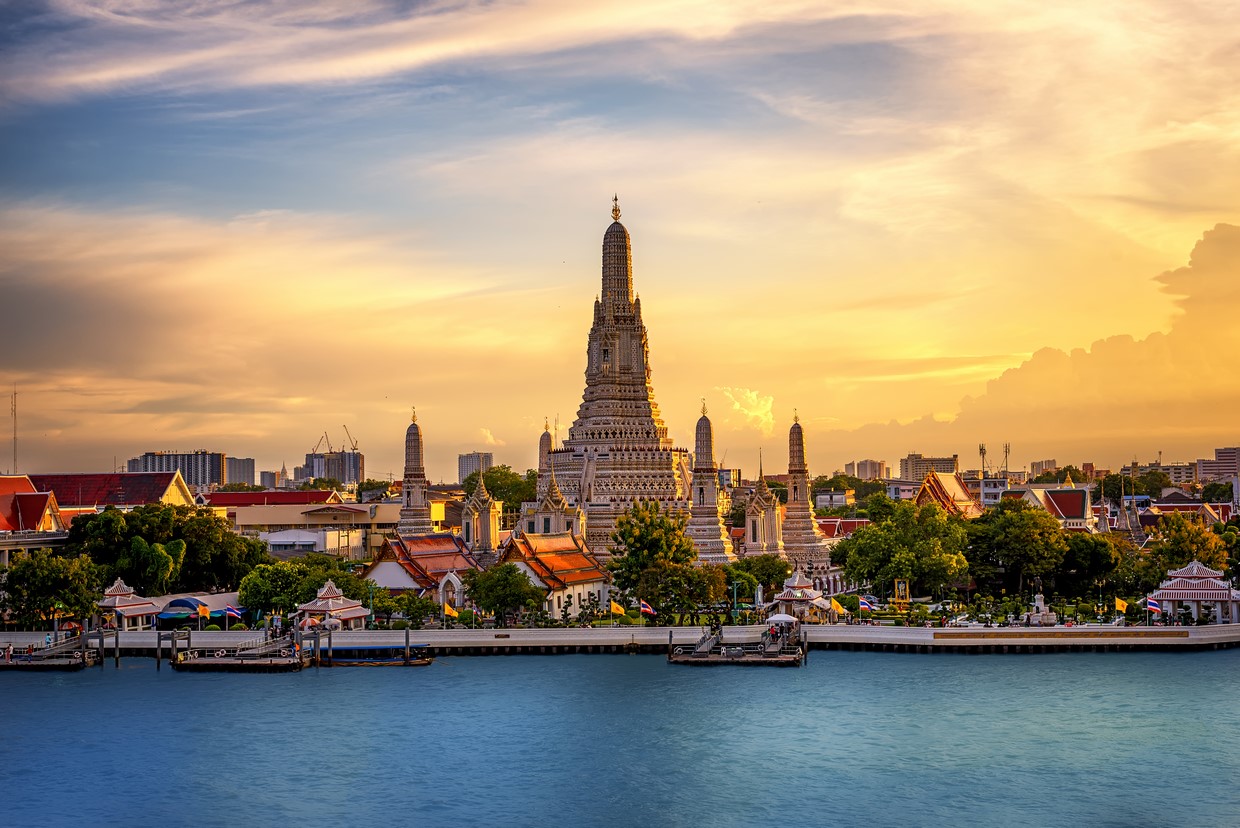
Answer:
[{"xmin": 5, "ymin": 623, "xmax": 1240, "ymax": 659}]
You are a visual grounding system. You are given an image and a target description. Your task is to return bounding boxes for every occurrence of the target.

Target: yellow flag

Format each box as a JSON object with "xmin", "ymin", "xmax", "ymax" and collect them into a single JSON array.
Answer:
[
  {"xmin": 610, "ymin": 600, "xmax": 626, "ymax": 615},
  {"xmin": 1115, "ymin": 598, "xmax": 1128, "ymax": 612},
  {"xmin": 443, "ymin": 603, "xmax": 459, "ymax": 618},
  {"xmin": 197, "ymin": 604, "xmax": 210, "ymax": 618},
  {"xmin": 830, "ymin": 598, "xmax": 847, "ymax": 614}
]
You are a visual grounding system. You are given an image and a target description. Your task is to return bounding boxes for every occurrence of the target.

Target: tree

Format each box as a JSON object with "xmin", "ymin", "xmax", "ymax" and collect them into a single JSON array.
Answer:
[
  {"xmin": 1202, "ymin": 481, "xmax": 1234, "ymax": 503},
  {"xmin": 766, "ymin": 480, "xmax": 788, "ymax": 504},
  {"xmin": 811, "ymin": 474, "xmax": 885, "ymax": 509},
  {"xmin": 299, "ymin": 477, "xmax": 343, "ymax": 491},
  {"xmin": 67, "ymin": 504, "xmax": 269, "ymax": 593},
  {"xmin": 839, "ymin": 501, "xmax": 968, "ymax": 598},
  {"xmin": 967, "ymin": 499, "xmax": 1066, "ymax": 594},
  {"xmin": 1135, "ymin": 471, "xmax": 1172, "ymax": 499},
  {"xmin": 219, "ymin": 482, "xmax": 265, "ymax": 492},
  {"xmin": 1055, "ymin": 533, "xmax": 1122, "ymax": 597},
  {"xmin": 1, "ymin": 549, "xmax": 103, "ymax": 628},
  {"xmin": 607, "ymin": 501, "xmax": 696, "ymax": 594},
  {"xmin": 1030, "ymin": 465, "xmax": 1087, "ymax": 485},
  {"xmin": 357, "ymin": 479, "xmax": 391, "ymax": 502},
  {"xmin": 237, "ymin": 554, "xmax": 371, "ymax": 615},
  {"xmin": 731, "ymin": 554, "xmax": 791, "ymax": 595},
  {"xmin": 460, "ymin": 563, "xmax": 545, "ymax": 626},
  {"xmin": 395, "ymin": 592, "xmax": 440, "ymax": 628},
  {"xmin": 1146, "ymin": 513, "xmax": 1228, "ymax": 575},
  {"xmin": 462, "ymin": 466, "xmax": 538, "ymax": 515}
]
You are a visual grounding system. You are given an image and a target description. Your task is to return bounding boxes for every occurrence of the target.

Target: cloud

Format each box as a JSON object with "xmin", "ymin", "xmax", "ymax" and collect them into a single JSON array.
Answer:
[
  {"xmin": 716, "ymin": 386, "xmax": 775, "ymax": 436},
  {"xmin": 479, "ymin": 428, "xmax": 505, "ymax": 447},
  {"xmin": 819, "ymin": 224, "xmax": 1240, "ymax": 470}
]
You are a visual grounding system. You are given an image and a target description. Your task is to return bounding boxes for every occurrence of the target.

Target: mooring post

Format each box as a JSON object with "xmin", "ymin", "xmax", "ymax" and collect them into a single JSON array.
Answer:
[
  {"xmin": 113, "ymin": 630, "xmax": 120, "ymax": 668},
  {"xmin": 404, "ymin": 626, "xmax": 410, "ymax": 665},
  {"xmin": 156, "ymin": 631, "xmax": 161, "ymax": 671},
  {"xmin": 327, "ymin": 630, "xmax": 333, "ymax": 667}
]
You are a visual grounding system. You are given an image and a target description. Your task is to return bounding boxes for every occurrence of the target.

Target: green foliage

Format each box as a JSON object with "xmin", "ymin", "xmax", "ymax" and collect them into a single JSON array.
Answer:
[
  {"xmin": 299, "ymin": 478, "xmax": 343, "ymax": 491},
  {"xmin": 0, "ymin": 549, "xmax": 104, "ymax": 628},
  {"xmin": 811, "ymin": 474, "xmax": 885, "ymax": 510},
  {"xmin": 1030, "ymin": 466, "xmax": 1087, "ymax": 485},
  {"xmin": 765, "ymin": 480, "xmax": 788, "ymax": 504},
  {"xmin": 967, "ymin": 498, "xmax": 1067, "ymax": 593},
  {"xmin": 67, "ymin": 504, "xmax": 269, "ymax": 593},
  {"xmin": 237, "ymin": 553, "xmax": 372, "ymax": 614},
  {"xmin": 730, "ymin": 554, "xmax": 791, "ymax": 595},
  {"xmin": 370, "ymin": 591, "xmax": 399, "ymax": 622},
  {"xmin": 460, "ymin": 563, "xmax": 545, "ymax": 625},
  {"xmin": 1055, "ymin": 533, "xmax": 1122, "ymax": 596},
  {"xmin": 396, "ymin": 592, "xmax": 440, "ymax": 628},
  {"xmin": 1202, "ymin": 481, "xmax": 1234, "ymax": 503},
  {"xmin": 607, "ymin": 501, "xmax": 696, "ymax": 593},
  {"xmin": 204, "ymin": 624, "xmax": 222, "ymax": 631},
  {"xmin": 229, "ymin": 623, "xmax": 248, "ymax": 631},
  {"xmin": 839, "ymin": 501, "xmax": 968, "ymax": 597},
  {"xmin": 390, "ymin": 620, "xmax": 409, "ymax": 630},
  {"xmin": 1145, "ymin": 513, "xmax": 1229, "ymax": 578},
  {"xmin": 357, "ymin": 479, "xmax": 391, "ymax": 495},
  {"xmin": 461, "ymin": 466, "xmax": 538, "ymax": 514},
  {"xmin": 729, "ymin": 501, "xmax": 746, "ymax": 528},
  {"xmin": 218, "ymin": 482, "xmax": 265, "ymax": 492}
]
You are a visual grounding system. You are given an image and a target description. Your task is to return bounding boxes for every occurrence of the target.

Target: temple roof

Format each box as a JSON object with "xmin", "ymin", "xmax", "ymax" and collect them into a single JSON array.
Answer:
[
  {"xmin": 500, "ymin": 531, "xmax": 609, "ymax": 590},
  {"xmin": 1166, "ymin": 560, "xmax": 1225, "ymax": 579},
  {"xmin": 204, "ymin": 490, "xmax": 343, "ymax": 507},
  {"xmin": 0, "ymin": 476, "xmax": 63, "ymax": 532},
  {"xmin": 30, "ymin": 472, "xmax": 191, "ymax": 508},
  {"xmin": 915, "ymin": 472, "xmax": 983, "ymax": 519}
]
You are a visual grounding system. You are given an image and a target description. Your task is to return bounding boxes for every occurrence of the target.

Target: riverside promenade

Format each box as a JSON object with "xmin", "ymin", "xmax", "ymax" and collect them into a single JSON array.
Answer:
[{"xmin": 6, "ymin": 623, "xmax": 1240, "ymax": 660}]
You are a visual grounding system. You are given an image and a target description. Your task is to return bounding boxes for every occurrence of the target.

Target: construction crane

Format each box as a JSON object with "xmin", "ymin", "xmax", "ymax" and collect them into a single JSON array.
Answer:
[
  {"xmin": 323, "ymin": 431, "xmax": 334, "ymax": 453},
  {"xmin": 343, "ymin": 424, "xmax": 359, "ymax": 452},
  {"xmin": 309, "ymin": 434, "xmax": 326, "ymax": 455}
]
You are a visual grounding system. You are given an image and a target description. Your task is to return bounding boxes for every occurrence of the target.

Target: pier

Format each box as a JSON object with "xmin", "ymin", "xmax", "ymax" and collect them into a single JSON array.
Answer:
[{"xmin": 5, "ymin": 623, "xmax": 1240, "ymax": 668}]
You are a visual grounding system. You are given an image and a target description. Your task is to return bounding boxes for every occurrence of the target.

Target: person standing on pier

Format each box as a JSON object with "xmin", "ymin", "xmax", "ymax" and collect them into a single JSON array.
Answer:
[{"xmin": 4, "ymin": 643, "xmax": 11, "ymax": 663}]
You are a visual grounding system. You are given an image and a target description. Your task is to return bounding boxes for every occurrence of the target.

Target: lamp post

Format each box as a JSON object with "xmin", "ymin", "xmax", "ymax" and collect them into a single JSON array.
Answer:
[
  {"xmin": 730, "ymin": 580, "xmax": 739, "ymax": 624},
  {"xmin": 367, "ymin": 582, "xmax": 375, "ymax": 629}
]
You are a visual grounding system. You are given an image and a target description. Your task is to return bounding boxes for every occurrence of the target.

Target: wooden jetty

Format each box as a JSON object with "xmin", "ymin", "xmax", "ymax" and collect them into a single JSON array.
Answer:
[
  {"xmin": 0, "ymin": 633, "xmax": 108, "ymax": 672},
  {"xmin": 168, "ymin": 631, "xmax": 303, "ymax": 673}
]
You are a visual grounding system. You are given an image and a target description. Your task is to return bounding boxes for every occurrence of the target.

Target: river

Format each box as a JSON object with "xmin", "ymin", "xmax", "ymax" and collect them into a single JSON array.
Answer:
[{"xmin": 3, "ymin": 651, "xmax": 1238, "ymax": 826}]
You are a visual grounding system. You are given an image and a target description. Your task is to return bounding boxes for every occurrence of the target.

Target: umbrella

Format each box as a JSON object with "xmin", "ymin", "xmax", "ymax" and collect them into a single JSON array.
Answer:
[
  {"xmin": 60, "ymin": 621, "xmax": 83, "ymax": 630},
  {"xmin": 767, "ymin": 613, "xmax": 797, "ymax": 623}
]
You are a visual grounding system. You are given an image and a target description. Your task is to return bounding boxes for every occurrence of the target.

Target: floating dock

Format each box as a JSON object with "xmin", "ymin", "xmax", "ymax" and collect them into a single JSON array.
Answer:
[{"xmin": 667, "ymin": 629, "xmax": 804, "ymax": 666}]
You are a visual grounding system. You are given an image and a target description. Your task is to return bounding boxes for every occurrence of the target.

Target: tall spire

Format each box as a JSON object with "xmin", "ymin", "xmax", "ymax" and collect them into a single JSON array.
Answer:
[
  {"xmin": 411, "ymin": 406, "xmax": 417, "ymax": 423},
  {"xmin": 601, "ymin": 195, "xmax": 633, "ymax": 309}
]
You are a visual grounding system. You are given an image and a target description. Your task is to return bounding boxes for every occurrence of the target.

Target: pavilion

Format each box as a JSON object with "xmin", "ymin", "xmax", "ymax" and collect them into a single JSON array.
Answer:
[
  {"xmin": 1147, "ymin": 561, "xmax": 1240, "ymax": 624},
  {"xmin": 769, "ymin": 571, "xmax": 833, "ymax": 621},
  {"xmin": 296, "ymin": 579, "xmax": 369, "ymax": 630},
  {"xmin": 97, "ymin": 578, "xmax": 159, "ymax": 631}
]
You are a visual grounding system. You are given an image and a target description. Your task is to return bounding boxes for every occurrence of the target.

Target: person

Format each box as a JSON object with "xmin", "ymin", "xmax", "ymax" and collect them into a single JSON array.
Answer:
[
  {"xmin": 44, "ymin": 633, "xmax": 52, "ymax": 648},
  {"xmin": 4, "ymin": 643, "xmax": 11, "ymax": 663}
]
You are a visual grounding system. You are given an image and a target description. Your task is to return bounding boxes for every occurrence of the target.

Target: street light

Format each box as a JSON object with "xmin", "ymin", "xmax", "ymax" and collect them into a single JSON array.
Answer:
[{"xmin": 730, "ymin": 580, "xmax": 739, "ymax": 623}]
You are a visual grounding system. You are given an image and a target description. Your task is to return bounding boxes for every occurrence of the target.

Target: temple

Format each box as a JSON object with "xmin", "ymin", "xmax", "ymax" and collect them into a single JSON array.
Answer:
[
  {"xmin": 397, "ymin": 407, "xmax": 433, "ymax": 535},
  {"xmin": 535, "ymin": 198, "xmax": 692, "ymax": 558},
  {"xmin": 779, "ymin": 414, "xmax": 833, "ymax": 579},
  {"xmin": 1147, "ymin": 560, "xmax": 1240, "ymax": 624},
  {"xmin": 684, "ymin": 404, "xmax": 734, "ymax": 563}
]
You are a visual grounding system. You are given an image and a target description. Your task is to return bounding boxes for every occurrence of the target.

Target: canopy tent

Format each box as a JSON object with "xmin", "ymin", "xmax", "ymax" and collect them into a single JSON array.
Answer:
[{"xmin": 767, "ymin": 613, "xmax": 797, "ymax": 623}]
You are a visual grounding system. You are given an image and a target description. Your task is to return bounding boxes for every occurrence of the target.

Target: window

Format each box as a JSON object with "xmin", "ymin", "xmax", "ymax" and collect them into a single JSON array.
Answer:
[
  {"xmin": 543, "ymin": 517, "xmax": 551, "ymax": 533},
  {"xmin": 464, "ymin": 522, "xmax": 471, "ymax": 543},
  {"xmin": 751, "ymin": 519, "xmax": 758, "ymax": 542},
  {"xmin": 565, "ymin": 520, "xmax": 572, "ymax": 533},
  {"xmin": 698, "ymin": 486, "xmax": 704, "ymax": 506},
  {"xmin": 527, "ymin": 521, "xmax": 535, "ymax": 533},
  {"xmin": 556, "ymin": 595, "xmax": 562, "ymax": 609},
  {"xmin": 602, "ymin": 347, "xmax": 610, "ymax": 362}
]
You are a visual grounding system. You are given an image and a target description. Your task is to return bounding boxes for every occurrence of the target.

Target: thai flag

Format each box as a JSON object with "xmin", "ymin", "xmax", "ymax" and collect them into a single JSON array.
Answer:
[
  {"xmin": 639, "ymin": 600, "xmax": 656, "ymax": 616},
  {"xmin": 224, "ymin": 605, "xmax": 242, "ymax": 619},
  {"xmin": 858, "ymin": 598, "xmax": 875, "ymax": 612},
  {"xmin": 1145, "ymin": 598, "xmax": 1162, "ymax": 614}
]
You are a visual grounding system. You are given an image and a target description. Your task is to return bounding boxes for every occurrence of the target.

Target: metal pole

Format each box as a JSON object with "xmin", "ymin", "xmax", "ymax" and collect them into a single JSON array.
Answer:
[{"xmin": 404, "ymin": 626, "xmax": 410, "ymax": 664}]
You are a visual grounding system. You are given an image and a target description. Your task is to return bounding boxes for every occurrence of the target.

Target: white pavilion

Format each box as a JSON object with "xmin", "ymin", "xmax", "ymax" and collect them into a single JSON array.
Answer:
[{"xmin": 1147, "ymin": 560, "xmax": 1240, "ymax": 624}]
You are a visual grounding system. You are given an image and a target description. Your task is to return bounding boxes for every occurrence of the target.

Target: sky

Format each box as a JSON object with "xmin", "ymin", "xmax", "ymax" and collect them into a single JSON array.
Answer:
[{"xmin": 2, "ymin": 0, "xmax": 1240, "ymax": 484}]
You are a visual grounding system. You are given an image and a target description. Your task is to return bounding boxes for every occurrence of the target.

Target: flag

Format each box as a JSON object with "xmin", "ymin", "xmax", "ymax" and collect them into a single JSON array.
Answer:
[
  {"xmin": 830, "ymin": 598, "xmax": 847, "ymax": 614},
  {"xmin": 1145, "ymin": 598, "xmax": 1162, "ymax": 614},
  {"xmin": 610, "ymin": 600, "xmax": 626, "ymax": 615},
  {"xmin": 639, "ymin": 600, "xmax": 656, "ymax": 616},
  {"xmin": 196, "ymin": 603, "xmax": 210, "ymax": 619},
  {"xmin": 224, "ymin": 605, "xmax": 242, "ymax": 619},
  {"xmin": 1114, "ymin": 598, "xmax": 1128, "ymax": 613},
  {"xmin": 858, "ymin": 598, "xmax": 875, "ymax": 612},
  {"xmin": 443, "ymin": 603, "xmax": 459, "ymax": 618}
]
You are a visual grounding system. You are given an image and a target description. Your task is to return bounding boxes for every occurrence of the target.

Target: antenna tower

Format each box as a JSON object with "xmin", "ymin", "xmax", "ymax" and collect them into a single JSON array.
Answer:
[
  {"xmin": 978, "ymin": 443, "xmax": 987, "ymax": 477},
  {"xmin": 1002, "ymin": 443, "xmax": 1011, "ymax": 476}
]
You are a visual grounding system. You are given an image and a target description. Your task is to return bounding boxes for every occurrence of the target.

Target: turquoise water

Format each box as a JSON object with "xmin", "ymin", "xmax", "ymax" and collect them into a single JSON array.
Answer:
[{"xmin": 3, "ymin": 651, "xmax": 1239, "ymax": 826}]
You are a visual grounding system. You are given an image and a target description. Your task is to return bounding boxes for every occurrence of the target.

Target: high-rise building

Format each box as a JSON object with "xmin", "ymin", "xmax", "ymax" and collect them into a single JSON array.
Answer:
[
  {"xmin": 128, "ymin": 450, "xmax": 225, "ymax": 489},
  {"xmin": 845, "ymin": 459, "xmax": 889, "ymax": 480},
  {"xmin": 537, "ymin": 199, "xmax": 691, "ymax": 557},
  {"xmin": 458, "ymin": 452, "xmax": 494, "ymax": 485},
  {"xmin": 226, "ymin": 457, "xmax": 255, "ymax": 487},
  {"xmin": 300, "ymin": 450, "xmax": 364, "ymax": 485},
  {"xmin": 1197, "ymin": 447, "xmax": 1240, "ymax": 482},
  {"xmin": 1030, "ymin": 459, "xmax": 1058, "ymax": 478},
  {"xmin": 899, "ymin": 453, "xmax": 959, "ymax": 481}
]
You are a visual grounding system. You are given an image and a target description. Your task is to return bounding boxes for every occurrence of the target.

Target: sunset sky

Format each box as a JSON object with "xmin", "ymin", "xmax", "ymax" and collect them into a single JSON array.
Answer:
[{"xmin": 2, "ymin": 1, "xmax": 1239, "ymax": 484}]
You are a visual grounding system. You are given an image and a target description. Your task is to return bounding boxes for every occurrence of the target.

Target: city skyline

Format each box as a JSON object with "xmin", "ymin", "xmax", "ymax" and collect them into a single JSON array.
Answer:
[{"xmin": 2, "ymin": 1, "xmax": 1239, "ymax": 482}]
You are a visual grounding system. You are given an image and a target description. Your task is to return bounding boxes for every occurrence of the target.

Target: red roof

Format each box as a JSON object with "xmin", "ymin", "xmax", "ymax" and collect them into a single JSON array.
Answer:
[
  {"xmin": 29, "ymin": 472, "xmax": 180, "ymax": 508},
  {"xmin": 203, "ymin": 490, "xmax": 343, "ymax": 507},
  {"xmin": 1045, "ymin": 490, "xmax": 1088, "ymax": 520},
  {"xmin": 0, "ymin": 476, "xmax": 64, "ymax": 532},
  {"xmin": 381, "ymin": 533, "xmax": 479, "ymax": 588},
  {"xmin": 499, "ymin": 532, "xmax": 608, "ymax": 590}
]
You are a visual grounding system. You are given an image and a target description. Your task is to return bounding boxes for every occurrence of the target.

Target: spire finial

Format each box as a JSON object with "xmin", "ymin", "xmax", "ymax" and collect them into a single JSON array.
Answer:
[
  {"xmin": 611, "ymin": 194, "xmax": 621, "ymax": 221},
  {"xmin": 794, "ymin": 408, "xmax": 799, "ymax": 424},
  {"xmin": 544, "ymin": 417, "xmax": 549, "ymax": 432},
  {"xmin": 701, "ymin": 397, "xmax": 707, "ymax": 417},
  {"xmin": 411, "ymin": 406, "xmax": 417, "ymax": 423},
  {"xmin": 759, "ymin": 447, "xmax": 764, "ymax": 478}
]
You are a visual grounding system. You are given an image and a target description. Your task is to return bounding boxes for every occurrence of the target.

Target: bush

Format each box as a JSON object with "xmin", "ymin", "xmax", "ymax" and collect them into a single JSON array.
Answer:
[
  {"xmin": 391, "ymin": 620, "xmax": 409, "ymax": 630},
  {"xmin": 893, "ymin": 618, "xmax": 905, "ymax": 627},
  {"xmin": 204, "ymin": 624, "xmax": 222, "ymax": 631},
  {"xmin": 229, "ymin": 623, "xmax": 248, "ymax": 631},
  {"xmin": 617, "ymin": 615, "xmax": 637, "ymax": 626}
]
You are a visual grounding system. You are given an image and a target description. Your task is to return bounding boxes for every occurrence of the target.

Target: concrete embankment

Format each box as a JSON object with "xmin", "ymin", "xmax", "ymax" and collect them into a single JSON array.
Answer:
[{"xmin": 5, "ymin": 624, "xmax": 1240, "ymax": 660}]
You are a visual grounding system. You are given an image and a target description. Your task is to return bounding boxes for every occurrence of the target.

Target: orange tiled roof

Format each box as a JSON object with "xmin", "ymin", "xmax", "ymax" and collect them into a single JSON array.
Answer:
[{"xmin": 499, "ymin": 531, "xmax": 609, "ymax": 590}]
